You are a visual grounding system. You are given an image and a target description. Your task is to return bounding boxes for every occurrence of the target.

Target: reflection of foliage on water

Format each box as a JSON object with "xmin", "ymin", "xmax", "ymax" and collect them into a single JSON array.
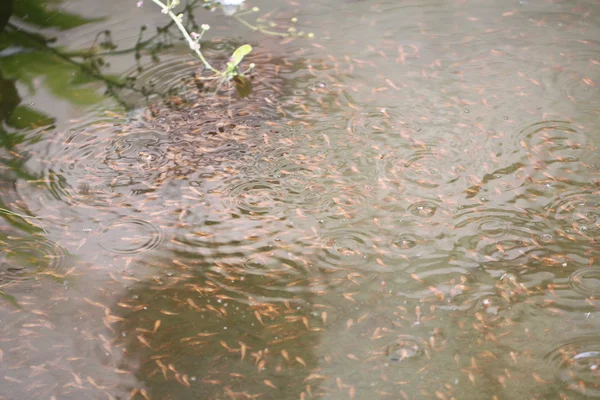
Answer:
[
  {"xmin": 2, "ymin": 1, "xmax": 135, "ymax": 116},
  {"xmin": 112, "ymin": 260, "xmax": 322, "ymax": 399},
  {"xmin": 1, "ymin": 0, "xmax": 112, "ymax": 106},
  {"xmin": 0, "ymin": 0, "xmax": 54, "ymax": 149},
  {"xmin": 0, "ymin": 200, "xmax": 46, "ymax": 235},
  {"xmin": 0, "ymin": 0, "xmax": 219, "ymax": 229},
  {"xmin": 1, "ymin": 0, "xmax": 314, "ymax": 117},
  {"xmin": 0, "ymin": 0, "xmax": 218, "ymax": 128},
  {"xmin": 0, "ymin": 216, "xmax": 74, "ymax": 308}
]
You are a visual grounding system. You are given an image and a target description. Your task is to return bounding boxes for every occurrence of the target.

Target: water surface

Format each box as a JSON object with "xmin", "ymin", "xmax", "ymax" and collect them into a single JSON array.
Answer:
[{"xmin": 1, "ymin": 0, "xmax": 599, "ymax": 399}]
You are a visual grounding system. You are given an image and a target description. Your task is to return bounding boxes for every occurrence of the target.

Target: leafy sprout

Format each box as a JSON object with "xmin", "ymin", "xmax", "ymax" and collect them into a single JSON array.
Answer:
[
  {"xmin": 228, "ymin": 44, "xmax": 252, "ymax": 69},
  {"xmin": 146, "ymin": 0, "xmax": 256, "ymax": 97}
]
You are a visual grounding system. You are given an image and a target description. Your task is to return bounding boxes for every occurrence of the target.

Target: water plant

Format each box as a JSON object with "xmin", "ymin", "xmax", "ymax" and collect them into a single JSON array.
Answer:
[{"xmin": 141, "ymin": 0, "xmax": 255, "ymax": 97}]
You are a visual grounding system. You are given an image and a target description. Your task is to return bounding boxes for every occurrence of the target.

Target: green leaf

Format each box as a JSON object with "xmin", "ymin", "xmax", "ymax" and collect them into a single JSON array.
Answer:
[
  {"xmin": 6, "ymin": 106, "xmax": 55, "ymax": 130},
  {"xmin": 70, "ymin": 69, "xmax": 99, "ymax": 85},
  {"xmin": 0, "ymin": 51, "xmax": 105, "ymax": 106},
  {"xmin": 233, "ymin": 75, "xmax": 252, "ymax": 98},
  {"xmin": 229, "ymin": 44, "xmax": 252, "ymax": 67}
]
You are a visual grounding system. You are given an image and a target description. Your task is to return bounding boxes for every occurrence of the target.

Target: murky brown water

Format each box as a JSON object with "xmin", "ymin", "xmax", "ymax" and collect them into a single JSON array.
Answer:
[{"xmin": 1, "ymin": 0, "xmax": 599, "ymax": 399}]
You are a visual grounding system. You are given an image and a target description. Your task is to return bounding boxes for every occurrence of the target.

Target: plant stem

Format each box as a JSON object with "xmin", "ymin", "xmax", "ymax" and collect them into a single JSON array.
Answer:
[{"xmin": 150, "ymin": 0, "xmax": 220, "ymax": 74}]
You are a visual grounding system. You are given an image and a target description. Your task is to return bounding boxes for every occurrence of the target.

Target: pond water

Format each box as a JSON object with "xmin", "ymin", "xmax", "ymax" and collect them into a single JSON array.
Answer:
[{"xmin": 1, "ymin": 0, "xmax": 599, "ymax": 399}]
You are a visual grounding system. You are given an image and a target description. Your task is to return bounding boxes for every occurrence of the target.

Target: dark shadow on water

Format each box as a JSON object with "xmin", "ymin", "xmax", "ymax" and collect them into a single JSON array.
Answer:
[{"xmin": 111, "ymin": 255, "xmax": 323, "ymax": 400}]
